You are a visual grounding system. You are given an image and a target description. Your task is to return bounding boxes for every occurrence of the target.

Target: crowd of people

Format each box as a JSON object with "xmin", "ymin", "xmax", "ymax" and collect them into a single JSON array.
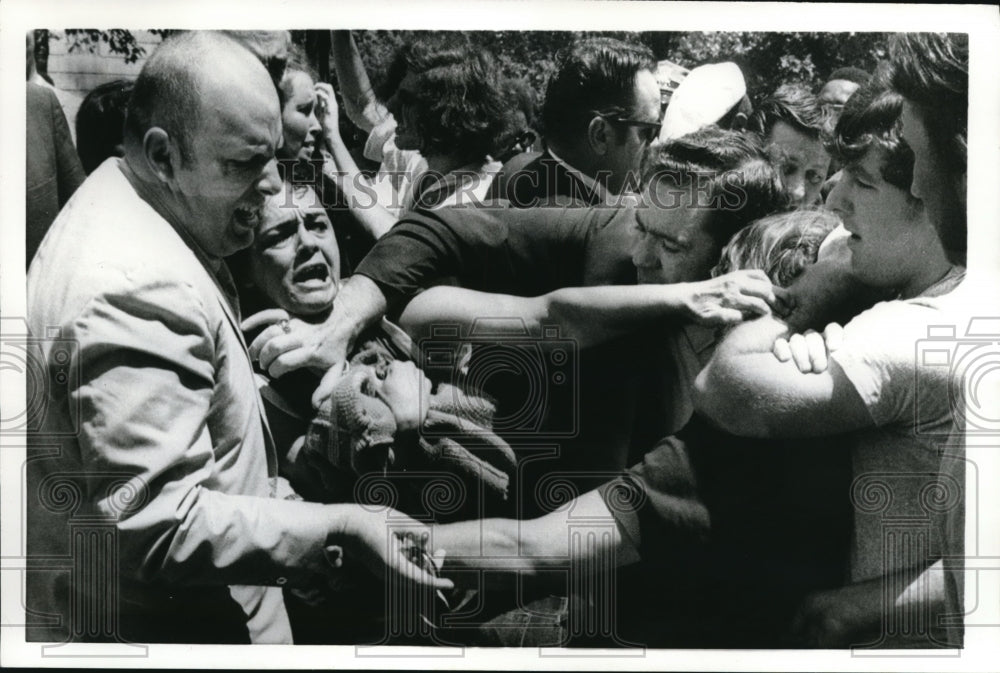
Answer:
[{"xmin": 25, "ymin": 28, "xmax": 971, "ymax": 649}]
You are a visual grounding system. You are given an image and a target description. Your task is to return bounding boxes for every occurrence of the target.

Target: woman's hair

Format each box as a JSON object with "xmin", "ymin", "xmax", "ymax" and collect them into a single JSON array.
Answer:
[
  {"xmin": 404, "ymin": 42, "xmax": 511, "ymax": 164},
  {"xmin": 823, "ymin": 76, "xmax": 915, "ymax": 196},
  {"xmin": 712, "ymin": 208, "xmax": 839, "ymax": 288},
  {"xmin": 277, "ymin": 43, "xmax": 318, "ymax": 107}
]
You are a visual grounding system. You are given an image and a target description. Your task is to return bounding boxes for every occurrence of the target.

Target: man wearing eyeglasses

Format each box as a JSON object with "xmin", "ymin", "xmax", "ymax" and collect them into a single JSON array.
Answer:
[{"xmin": 489, "ymin": 37, "xmax": 662, "ymax": 208}]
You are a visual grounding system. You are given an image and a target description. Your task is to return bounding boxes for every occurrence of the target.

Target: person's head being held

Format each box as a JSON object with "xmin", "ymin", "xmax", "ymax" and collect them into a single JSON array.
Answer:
[
  {"xmin": 713, "ymin": 209, "xmax": 838, "ymax": 289},
  {"xmin": 233, "ymin": 181, "xmax": 341, "ymax": 320},
  {"xmin": 659, "ymin": 62, "xmax": 753, "ymax": 141},
  {"xmin": 122, "ymin": 31, "xmax": 283, "ymax": 260},
  {"xmin": 275, "ymin": 47, "xmax": 323, "ymax": 170},
  {"xmin": 748, "ymin": 84, "xmax": 831, "ymax": 209},
  {"xmin": 219, "ymin": 29, "xmax": 292, "ymax": 88},
  {"xmin": 631, "ymin": 125, "xmax": 788, "ymax": 285},
  {"xmin": 825, "ymin": 79, "xmax": 952, "ymax": 299},
  {"xmin": 887, "ymin": 32, "xmax": 968, "ymax": 262},
  {"xmin": 541, "ymin": 37, "xmax": 661, "ymax": 196},
  {"xmin": 383, "ymin": 35, "xmax": 509, "ymax": 176},
  {"xmin": 75, "ymin": 79, "xmax": 134, "ymax": 175},
  {"xmin": 818, "ymin": 66, "xmax": 871, "ymax": 118}
]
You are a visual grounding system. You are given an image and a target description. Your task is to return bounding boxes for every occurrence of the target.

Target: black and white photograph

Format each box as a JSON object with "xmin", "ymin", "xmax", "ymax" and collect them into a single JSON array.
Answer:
[{"xmin": 1, "ymin": 0, "xmax": 998, "ymax": 669}]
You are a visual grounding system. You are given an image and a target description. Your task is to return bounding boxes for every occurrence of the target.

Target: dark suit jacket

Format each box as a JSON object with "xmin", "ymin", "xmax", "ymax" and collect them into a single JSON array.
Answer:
[
  {"xmin": 486, "ymin": 149, "xmax": 606, "ymax": 208},
  {"xmin": 26, "ymin": 82, "xmax": 86, "ymax": 264}
]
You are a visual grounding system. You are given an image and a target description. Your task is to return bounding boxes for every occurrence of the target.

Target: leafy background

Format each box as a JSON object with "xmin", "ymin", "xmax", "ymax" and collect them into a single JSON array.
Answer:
[{"xmin": 34, "ymin": 29, "xmax": 890, "ymax": 157}]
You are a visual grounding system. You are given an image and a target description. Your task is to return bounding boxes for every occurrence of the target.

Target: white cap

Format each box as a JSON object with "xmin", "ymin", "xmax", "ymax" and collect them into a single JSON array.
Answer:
[{"xmin": 659, "ymin": 62, "xmax": 747, "ymax": 141}]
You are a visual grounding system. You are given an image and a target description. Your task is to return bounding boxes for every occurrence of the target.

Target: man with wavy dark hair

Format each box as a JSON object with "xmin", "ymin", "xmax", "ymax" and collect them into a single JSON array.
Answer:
[
  {"xmin": 696, "ymin": 75, "xmax": 965, "ymax": 648},
  {"xmin": 888, "ymin": 32, "xmax": 968, "ymax": 261},
  {"xmin": 748, "ymin": 84, "xmax": 831, "ymax": 208},
  {"xmin": 886, "ymin": 31, "xmax": 970, "ymax": 649},
  {"xmin": 489, "ymin": 37, "xmax": 661, "ymax": 207},
  {"xmin": 384, "ymin": 40, "xmax": 512, "ymax": 209}
]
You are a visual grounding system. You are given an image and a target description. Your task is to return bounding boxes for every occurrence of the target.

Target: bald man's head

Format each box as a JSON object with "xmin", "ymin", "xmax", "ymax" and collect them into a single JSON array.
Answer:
[{"xmin": 124, "ymin": 31, "xmax": 278, "ymax": 166}]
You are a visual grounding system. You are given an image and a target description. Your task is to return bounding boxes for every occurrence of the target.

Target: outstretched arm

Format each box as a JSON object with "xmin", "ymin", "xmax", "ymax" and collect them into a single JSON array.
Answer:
[
  {"xmin": 398, "ymin": 270, "xmax": 784, "ymax": 350},
  {"xmin": 330, "ymin": 30, "xmax": 388, "ymax": 133},
  {"xmin": 430, "ymin": 490, "xmax": 640, "ymax": 581}
]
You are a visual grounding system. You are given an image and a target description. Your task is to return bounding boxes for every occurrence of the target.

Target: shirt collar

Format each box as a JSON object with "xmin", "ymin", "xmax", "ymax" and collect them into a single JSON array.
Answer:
[{"xmin": 546, "ymin": 147, "xmax": 641, "ymax": 206}]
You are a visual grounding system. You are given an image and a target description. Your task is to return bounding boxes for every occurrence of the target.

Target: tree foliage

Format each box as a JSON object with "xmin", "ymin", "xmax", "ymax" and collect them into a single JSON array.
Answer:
[
  {"xmin": 340, "ymin": 30, "xmax": 891, "ymax": 105},
  {"xmin": 60, "ymin": 29, "xmax": 175, "ymax": 64},
  {"xmin": 41, "ymin": 28, "xmax": 890, "ymax": 103}
]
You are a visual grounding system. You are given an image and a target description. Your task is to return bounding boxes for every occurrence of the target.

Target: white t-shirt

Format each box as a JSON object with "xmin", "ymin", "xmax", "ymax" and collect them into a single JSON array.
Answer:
[{"xmin": 830, "ymin": 266, "xmax": 967, "ymax": 584}]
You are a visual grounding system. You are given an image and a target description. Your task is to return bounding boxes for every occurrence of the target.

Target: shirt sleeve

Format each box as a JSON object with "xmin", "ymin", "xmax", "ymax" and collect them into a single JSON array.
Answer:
[
  {"xmin": 363, "ymin": 114, "xmax": 398, "ymax": 163},
  {"xmin": 354, "ymin": 206, "xmax": 600, "ymax": 303},
  {"xmin": 68, "ymin": 274, "xmax": 339, "ymax": 588},
  {"xmin": 830, "ymin": 300, "xmax": 953, "ymax": 433},
  {"xmin": 597, "ymin": 434, "xmax": 709, "ymax": 559}
]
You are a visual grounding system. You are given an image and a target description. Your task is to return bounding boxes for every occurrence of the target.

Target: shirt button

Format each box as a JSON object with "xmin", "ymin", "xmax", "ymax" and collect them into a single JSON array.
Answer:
[{"xmin": 276, "ymin": 577, "xmax": 287, "ymax": 586}]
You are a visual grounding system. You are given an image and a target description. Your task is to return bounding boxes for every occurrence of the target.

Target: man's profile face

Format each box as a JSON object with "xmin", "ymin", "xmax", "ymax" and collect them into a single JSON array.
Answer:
[
  {"xmin": 604, "ymin": 69, "xmax": 662, "ymax": 194},
  {"xmin": 172, "ymin": 76, "xmax": 283, "ymax": 258},
  {"xmin": 766, "ymin": 120, "xmax": 830, "ymax": 208},
  {"xmin": 826, "ymin": 145, "xmax": 930, "ymax": 290},
  {"xmin": 630, "ymin": 178, "xmax": 719, "ymax": 285},
  {"xmin": 387, "ymin": 70, "xmax": 422, "ymax": 152}
]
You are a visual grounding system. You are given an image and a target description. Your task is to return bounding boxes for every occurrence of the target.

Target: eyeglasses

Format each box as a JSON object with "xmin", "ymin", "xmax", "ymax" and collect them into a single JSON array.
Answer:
[{"xmin": 603, "ymin": 115, "xmax": 662, "ymax": 144}]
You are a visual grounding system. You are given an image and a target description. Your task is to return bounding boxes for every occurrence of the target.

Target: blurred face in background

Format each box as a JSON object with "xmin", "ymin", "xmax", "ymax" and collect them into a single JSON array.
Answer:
[
  {"xmin": 278, "ymin": 70, "xmax": 321, "ymax": 163},
  {"xmin": 766, "ymin": 121, "xmax": 830, "ymax": 208},
  {"xmin": 386, "ymin": 70, "xmax": 423, "ymax": 152},
  {"xmin": 602, "ymin": 69, "xmax": 662, "ymax": 195}
]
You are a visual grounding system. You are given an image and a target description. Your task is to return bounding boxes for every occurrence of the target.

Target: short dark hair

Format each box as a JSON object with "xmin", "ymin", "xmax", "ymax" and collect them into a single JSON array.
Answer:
[
  {"xmin": 75, "ymin": 78, "xmax": 133, "ymax": 174},
  {"xmin": 825, "ymin": 80, "xmax": 915, "ymax": 194},
  {"xmin": 401, "ymin": 43, "xmax": 510, "ymax": 164},
  {"xmin": 748, "ymin": 84, "xmax": 827, "ymax": 141},
  {"xmin": 826, "ymin": 66, "xmax": 871, "ymax": 86},
  {"xmin": 887, "ymin": 32, "xmax": 968, "ymax": 179},
  {"xmin": 643, "ymin": 126, "xmax": 789, "ymax": 247},
  {"xmin": 541, "ymin": 37, "xmax": 656, "ymax": 149},
  {"xmin": 377, "ymin": 32, "xmax": 469, "ymax": 102}
]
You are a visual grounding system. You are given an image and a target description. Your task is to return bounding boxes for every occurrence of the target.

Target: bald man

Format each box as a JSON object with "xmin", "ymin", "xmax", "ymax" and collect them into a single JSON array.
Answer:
[{"xmin": 27, "ymin": 31, "xmax": 446, "ymax": 645}]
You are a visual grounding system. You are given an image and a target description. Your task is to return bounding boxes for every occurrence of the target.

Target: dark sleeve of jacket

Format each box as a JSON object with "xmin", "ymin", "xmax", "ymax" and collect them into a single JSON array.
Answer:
[
  {"xmin": 597, "ymin": 432, "xmax": 710, "ymax": 559},
  {"xmin": 354, "ymin": 204, "xmax": 614, "ymax": 304},
  {"xmin": 26, "ymin": 82, "xmax": 86, "ymax": 263}
]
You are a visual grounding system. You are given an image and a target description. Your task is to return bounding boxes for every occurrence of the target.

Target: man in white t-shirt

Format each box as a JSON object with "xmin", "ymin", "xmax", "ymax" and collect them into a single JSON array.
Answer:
[{"xmin": 694, "ymin": 78, "xmax": 965, "ymax": 647}]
